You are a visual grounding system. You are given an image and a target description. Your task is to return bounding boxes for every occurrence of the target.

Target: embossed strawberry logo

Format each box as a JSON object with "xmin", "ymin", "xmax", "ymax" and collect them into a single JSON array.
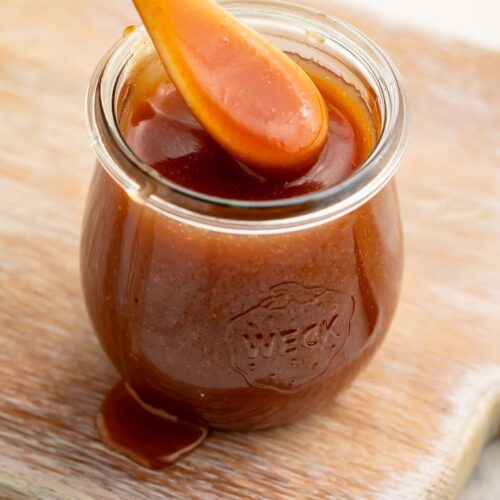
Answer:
[{"xmin": 227, "ymin": 282, "xmax": 354, "ymax": 393}]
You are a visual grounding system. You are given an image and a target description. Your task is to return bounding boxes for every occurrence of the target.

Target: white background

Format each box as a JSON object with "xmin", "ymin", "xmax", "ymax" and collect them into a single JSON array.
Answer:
[
  {"xmin": 336, "ymin": 0, "xmax": 500, "ymax": 49},
  {"xmin": 336, "ymin": 1, "xmax": 500, "ymax": 499}
]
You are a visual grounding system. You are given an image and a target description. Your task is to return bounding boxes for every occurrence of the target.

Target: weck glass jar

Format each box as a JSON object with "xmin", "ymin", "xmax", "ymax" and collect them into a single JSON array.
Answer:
[{"xmin": 82, "ymin": 0, "xmax": 409, "ymax": 430}]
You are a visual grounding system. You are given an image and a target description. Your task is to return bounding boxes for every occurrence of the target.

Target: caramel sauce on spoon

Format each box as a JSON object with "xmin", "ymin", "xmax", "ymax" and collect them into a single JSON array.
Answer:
[{"xmin": 133, "ymin": 0, "xmax": 329, "ymax": 177}]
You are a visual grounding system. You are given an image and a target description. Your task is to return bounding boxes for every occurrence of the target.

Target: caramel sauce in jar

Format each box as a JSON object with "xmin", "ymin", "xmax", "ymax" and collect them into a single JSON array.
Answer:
[{"xmin": 83, "ymin": 10, "xmax": 407, "ymax": 434}]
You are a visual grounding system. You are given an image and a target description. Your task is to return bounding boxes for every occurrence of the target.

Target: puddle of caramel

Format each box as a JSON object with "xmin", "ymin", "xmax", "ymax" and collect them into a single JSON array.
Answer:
[{"xmin": 97, "ymin": 382, "xmax": 208, "ymax": 469}]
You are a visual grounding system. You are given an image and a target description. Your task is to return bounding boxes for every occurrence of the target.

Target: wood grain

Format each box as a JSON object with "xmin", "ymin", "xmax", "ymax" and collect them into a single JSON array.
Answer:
[{"xmin": 0, "ymin": 1, "xmax": 499, "ymax": 498}]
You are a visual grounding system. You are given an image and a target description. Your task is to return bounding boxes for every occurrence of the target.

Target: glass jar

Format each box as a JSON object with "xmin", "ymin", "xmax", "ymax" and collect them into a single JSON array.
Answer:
[{"xmin": 82, "ymin": 0, "xmax": 409, "ymax": 430}]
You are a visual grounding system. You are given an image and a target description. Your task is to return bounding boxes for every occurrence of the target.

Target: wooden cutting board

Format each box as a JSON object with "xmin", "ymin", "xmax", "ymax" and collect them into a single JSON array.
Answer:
[{"xmin": 1, "ymin": 1, "xmax": 499, "ymax": 498}]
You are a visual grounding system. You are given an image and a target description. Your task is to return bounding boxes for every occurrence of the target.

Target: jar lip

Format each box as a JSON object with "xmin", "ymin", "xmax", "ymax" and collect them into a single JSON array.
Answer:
[{"xmin": 86, "ymin": 0, "xmax": 409, "ymax": 231}]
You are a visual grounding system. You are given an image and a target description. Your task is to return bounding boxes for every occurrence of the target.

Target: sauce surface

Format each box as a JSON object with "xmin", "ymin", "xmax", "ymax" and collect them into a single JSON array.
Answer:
[{"xmin": 120, "ymin": 58, "xmax": 376, "ymax": 200}]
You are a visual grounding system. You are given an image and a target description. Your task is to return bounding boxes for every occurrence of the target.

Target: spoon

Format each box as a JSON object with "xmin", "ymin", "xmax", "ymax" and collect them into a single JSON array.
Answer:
[{"xmin": 133, "ymin": 0, "xmax": 329, "ymax": 177}]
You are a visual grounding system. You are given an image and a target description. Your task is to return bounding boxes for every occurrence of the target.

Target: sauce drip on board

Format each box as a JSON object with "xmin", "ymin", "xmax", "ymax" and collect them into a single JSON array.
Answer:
[
  {"xmin": 132, "ymin": 0, "xmax": 329, "ymax": 176},
  {"xmin": 97, "ymin": 382, "xmax": 208, "ymax": 469}
]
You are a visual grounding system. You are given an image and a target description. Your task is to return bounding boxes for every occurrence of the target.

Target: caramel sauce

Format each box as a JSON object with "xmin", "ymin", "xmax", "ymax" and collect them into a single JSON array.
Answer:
[
  {"xmin": 132, "ymin": 0, "xmax": 329, "ymax": 174},
  {"xmin": 84, "ymin": 56, "xmax": 398, "ymax": 470},
  {"xmin": 97, "ymin": 382, "xmax": 208, "ymax": 469},
  {"xmin": 120, "ymin": 57, "xmax": 377, "ymax": 199}
]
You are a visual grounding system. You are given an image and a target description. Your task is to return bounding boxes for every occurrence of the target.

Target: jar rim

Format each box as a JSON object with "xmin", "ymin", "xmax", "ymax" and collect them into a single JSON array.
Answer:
[{"xmin": 86, "ymin": 0, "xmax": 409, "ymax": 233}]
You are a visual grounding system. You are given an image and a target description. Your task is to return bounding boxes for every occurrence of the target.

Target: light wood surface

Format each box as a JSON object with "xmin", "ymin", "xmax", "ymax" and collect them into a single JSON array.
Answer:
[{"xmin": 1, "ymin": 1, "xmax": 499, "ymax": 498}]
